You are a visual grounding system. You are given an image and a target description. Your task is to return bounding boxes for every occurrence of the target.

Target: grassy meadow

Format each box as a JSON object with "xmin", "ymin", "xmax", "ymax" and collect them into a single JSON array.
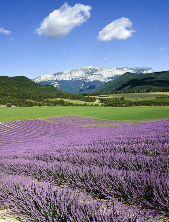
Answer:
[
  {"xmin": 0, "ymin": 105, "xmax": 169, "ymax": 122},
  {"xmin": 97, "ymin": 92, "xmax": 169, "ymax": 101},
  {"xmin": 46, "ymin": 98, "xmax": 103, "ymax": 106}
]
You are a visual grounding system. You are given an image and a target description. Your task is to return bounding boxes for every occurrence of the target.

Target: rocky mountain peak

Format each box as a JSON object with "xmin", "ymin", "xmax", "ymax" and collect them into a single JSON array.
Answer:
[{"xmin": 34, "ymin": 66, "xmax": 155, "ymax": 93}]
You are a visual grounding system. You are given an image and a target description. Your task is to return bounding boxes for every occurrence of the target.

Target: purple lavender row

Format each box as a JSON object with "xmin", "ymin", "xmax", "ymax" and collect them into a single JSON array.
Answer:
[
  {"xmin": 0, "ymin": 117, "xmax": 169, "ymax": 220},
  {"xmin": 1, "ymin": 119, "xmax": 168, "ymax": 156},
  {"xmin": 0, "ymin": 173, "xmax": 160, "ymax": 222},
  {"xmin": 0, "ymin": 120, "xmax": 168, "ymax": 146},
  {"xmin": 1, "ymin": 155, "xmax": 168, "ymax": 214},
  {"xmin": 45, "ymin": 116, "xmax": 136, "ymax": 127},
  {"xmin": 44, "ymin": 115, "xmax": 163, "ymax": 127}
]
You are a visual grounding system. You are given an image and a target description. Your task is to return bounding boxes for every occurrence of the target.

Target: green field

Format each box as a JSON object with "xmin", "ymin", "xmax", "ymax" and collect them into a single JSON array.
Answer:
[
  {"xmin": 0, "ymin": 106, "xmax": 169, "ymax": 122},
  {"xmin": 148, "ymin": 97, "xmax": 169, "ymax": 103},
  {"xmin": 96, "ymin": 92, "xmax": 169, "ymax": 101},
  {"xmin": 47, "ymin": 98, "xmax": 102, "ymax": 106}
]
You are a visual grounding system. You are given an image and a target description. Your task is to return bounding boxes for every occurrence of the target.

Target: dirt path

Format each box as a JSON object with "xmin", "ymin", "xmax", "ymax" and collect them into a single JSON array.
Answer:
[{"xmin": 0, "ymin": 209, "xmax": 22, "ymax": 222}]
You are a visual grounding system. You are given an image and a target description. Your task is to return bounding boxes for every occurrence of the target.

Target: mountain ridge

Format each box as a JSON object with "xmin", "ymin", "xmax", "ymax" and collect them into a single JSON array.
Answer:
[
  {"xmin": 92, "ymin": 71, "xmax": 169, "ymax": 93},
  {"xmin": 34, "ymin": 66, "xmax": 154, "ymax": 93}
]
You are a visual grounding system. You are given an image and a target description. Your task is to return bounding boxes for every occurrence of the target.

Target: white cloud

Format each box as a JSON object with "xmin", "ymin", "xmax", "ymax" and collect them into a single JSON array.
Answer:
[
  {"xmin": 0, "ymin": 28, "xmax": 11, "ymax": 35},
  {"xmin": 160, "ymin": 46, "xmax": 168, "ymax": 51},
  {"xmin": 98, "ymin": 17, "xmax": 135, "ymax": 41},
  {"xmin": 36, "ymin": 3, "xmax": 91, "ymax": 41},
  {"xmin": 103, "ymin": 57, "xmax": 108, "ymax": 60}
]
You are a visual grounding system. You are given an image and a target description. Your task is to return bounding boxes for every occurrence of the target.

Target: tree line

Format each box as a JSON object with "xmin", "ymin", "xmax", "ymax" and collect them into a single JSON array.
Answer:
[
  {"xmin": 100, "ymin": 97, "xmax": 169, "ymax": 107},
  {"xmin": 82, "ymin": 86, "xmax": 169, "ymax": 97}
]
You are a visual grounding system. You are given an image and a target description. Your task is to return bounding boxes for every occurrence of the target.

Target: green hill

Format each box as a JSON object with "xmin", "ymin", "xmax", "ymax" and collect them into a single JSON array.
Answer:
[
  {"xmin": 0, "ymin": 76, "xmax": 95, "ymax": 107},
  {"xmin": 0, "ymin": 76, "xmax": 64, "ymax": 107},
  {"xmin": 0, "ymin": 76, "xmax": 62, "ymax": 93},
  {"xmin": 92, "ymin": 71, "xmax": 169, "ymax": 93}
]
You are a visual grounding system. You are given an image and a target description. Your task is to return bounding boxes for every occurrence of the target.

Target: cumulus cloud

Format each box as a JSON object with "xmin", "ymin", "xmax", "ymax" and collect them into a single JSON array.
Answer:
[
  {"xmin": 160, "ymin": 46, "xmax": 168, "ymax": 51},
  {"xmin": 98, "ymin": 17, "xmax": 135, "ymax": 41},
  {"xmin": 0, "ymin": 28, "xmax": 11, "ymax": 35},
  {"xmin": 35, "ymin": 3, "xmax": 91, "ymax": 41}
]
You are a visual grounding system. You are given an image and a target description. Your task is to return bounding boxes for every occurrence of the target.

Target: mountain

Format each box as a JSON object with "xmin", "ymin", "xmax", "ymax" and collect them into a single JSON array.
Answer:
[
  {"xmin": 34, "ymin": 66, "xmax": 154, "ymax": 93},
  {"xmin": 92, "ymin": 71, "xmax": 169, "ymax": 92}
]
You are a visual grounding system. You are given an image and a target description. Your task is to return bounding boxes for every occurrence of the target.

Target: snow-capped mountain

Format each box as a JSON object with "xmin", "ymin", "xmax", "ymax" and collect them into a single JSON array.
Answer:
[{"xmin": 34, "ymin": 66, "xmax": 154, "ymax": 93}]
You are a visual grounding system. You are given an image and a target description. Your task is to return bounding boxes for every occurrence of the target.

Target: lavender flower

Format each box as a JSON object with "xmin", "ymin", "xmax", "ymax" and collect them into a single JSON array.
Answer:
[{"xmin": 1, "ymin": 117, "xmax": 168, "ymax": 221}]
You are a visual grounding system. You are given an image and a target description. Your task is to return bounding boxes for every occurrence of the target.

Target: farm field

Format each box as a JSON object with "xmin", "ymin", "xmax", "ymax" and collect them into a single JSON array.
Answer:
[
  {"xmin": 0, "ymin": 116, "xmax": 169, "ymax": 221},
  {"xmin": 0, "ymin": 105, "xmax": 169, "ymax": 221},
  {"xmin": 96, "ymin": 92, "xmax": 169, "ymax": 101},
  {"xmin": 0, "ymin": 106, "xmax": 169, "ymax": 122},
  {"xmin": 46, "ymin": 98, "xmax": 102, "ymax": 106}
]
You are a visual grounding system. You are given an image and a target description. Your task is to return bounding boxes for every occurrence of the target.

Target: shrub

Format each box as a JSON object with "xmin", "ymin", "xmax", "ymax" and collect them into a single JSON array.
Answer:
[{"xmin": 6, "ymin": 103, "xmax": 12, "ymax": 107}]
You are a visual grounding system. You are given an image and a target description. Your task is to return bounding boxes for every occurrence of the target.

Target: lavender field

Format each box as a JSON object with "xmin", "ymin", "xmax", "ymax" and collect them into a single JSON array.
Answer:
[{"xmin": 0, "ymin": 116, "xmax": 169, "ymax": 221}]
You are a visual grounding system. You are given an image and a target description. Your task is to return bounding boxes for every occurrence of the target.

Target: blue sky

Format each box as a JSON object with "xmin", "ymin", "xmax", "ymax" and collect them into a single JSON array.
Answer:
[{"xmin": 0, "ymin": 0, "xmax": 169, "ymax": 79}]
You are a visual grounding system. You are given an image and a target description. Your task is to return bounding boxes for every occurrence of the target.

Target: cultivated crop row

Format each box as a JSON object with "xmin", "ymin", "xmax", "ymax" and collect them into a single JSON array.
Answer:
[{"xmin": 0, "ymin": 117, "xmax": 169, "ymax": 221}]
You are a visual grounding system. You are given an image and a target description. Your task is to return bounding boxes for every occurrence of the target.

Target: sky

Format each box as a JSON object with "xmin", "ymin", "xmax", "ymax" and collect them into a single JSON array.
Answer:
[{"xmin": 0, "ymin": 0, "xmax": 169, "ymax": 79}]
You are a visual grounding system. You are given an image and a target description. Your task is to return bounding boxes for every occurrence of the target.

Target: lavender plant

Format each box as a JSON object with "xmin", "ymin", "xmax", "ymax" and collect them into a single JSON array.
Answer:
[{"xmin": 0, "ymin": 117, "xmax": 168, "ymax": 221}]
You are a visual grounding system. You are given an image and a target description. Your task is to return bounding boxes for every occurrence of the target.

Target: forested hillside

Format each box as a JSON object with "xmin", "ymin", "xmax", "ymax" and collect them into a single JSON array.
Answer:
[
  {"xmin": 92, "ymin": 71, "xmax": 169, "ymax": 93},
  {"xmin": 0, "ymin": 76, "xmax": 95, "ymax": 107},
  {"xmin": 1, "ymin": 75, "xmax": 169, "ymax": 107},
  {"xmin": 0, "ymin": 76, "xmax": 62, "ymax": 93}
]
